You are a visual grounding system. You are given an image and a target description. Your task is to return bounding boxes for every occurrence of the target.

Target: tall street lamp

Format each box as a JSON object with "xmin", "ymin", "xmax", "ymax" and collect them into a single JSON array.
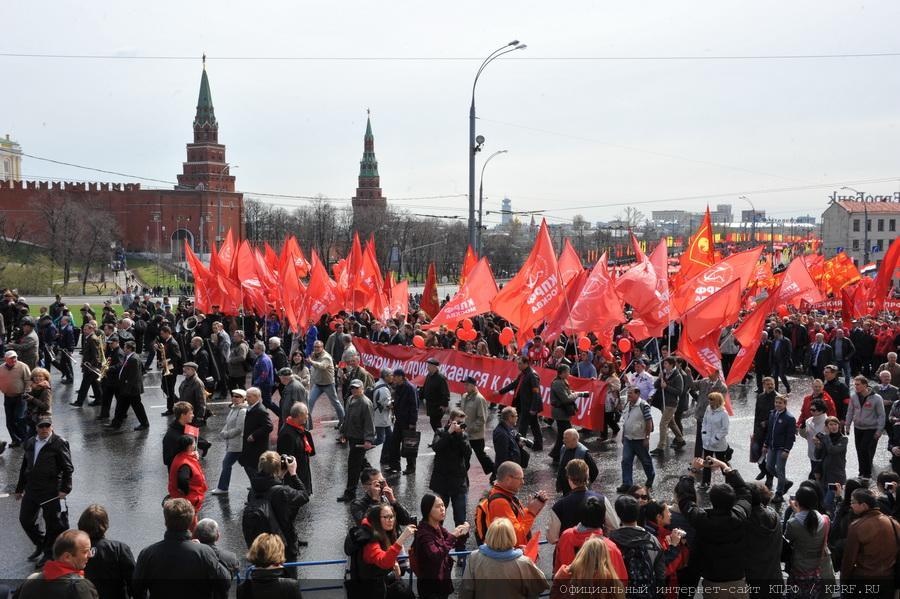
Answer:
[
  {"xmin": 468, "ymin": 40, "xmax": 526, "ymax": 249},
  {"xmin": 739, "ymin": 195, "xmax": 756, "ymax": 245},
  {"xmin": 478, "ymin": 149, "xmax": 508, "ymax": 255},
  {"xmin": 841, "ymin": 186, "xmax": 868, "ymax": 264}
]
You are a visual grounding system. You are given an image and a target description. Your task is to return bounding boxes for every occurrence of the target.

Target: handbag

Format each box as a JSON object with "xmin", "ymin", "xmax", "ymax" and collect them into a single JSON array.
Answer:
[
  {"xmin": 519, "ymin": 447, "xmax": 530, "ymax": 469},
  {"xmin": 400, "ymin": 429, "xmax": 421, "ymax": 458}
]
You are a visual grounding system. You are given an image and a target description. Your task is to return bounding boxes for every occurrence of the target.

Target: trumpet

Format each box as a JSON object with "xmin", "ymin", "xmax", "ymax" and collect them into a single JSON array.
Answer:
[{"xmin": 155, "ymin": 340, "xmax": 172, "ymax": 376}]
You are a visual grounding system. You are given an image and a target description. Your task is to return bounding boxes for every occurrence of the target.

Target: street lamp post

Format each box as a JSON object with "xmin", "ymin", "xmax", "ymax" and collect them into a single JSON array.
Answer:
[
  {"xmin": 739, "ymin": 195, "xmax": 755, "ymax": 245},
  {"xmin": 468, "ymin": 40, "xmax": 526, "ymax": 250},
  {"xmin": 841, "ymin": 186, "xmax": 868, "ymax": 264},
  {"xmin": 478, "ymin": 149, "xmax": 508, "ymax": 255}
]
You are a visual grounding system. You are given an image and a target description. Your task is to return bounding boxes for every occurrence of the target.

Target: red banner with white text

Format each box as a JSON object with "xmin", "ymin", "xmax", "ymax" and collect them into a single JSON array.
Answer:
[{"xmin": 353, "ymin": 338, "xmax": 606, "ymax": 431}]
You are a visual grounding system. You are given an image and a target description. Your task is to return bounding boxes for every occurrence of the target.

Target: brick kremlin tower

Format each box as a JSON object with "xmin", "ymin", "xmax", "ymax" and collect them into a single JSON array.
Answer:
[
  {"xmin": 177, "ymin": 55, "xmax": 235, "ymax": 192},
  {"xmin": 352, "ymin": 111, "xmax": 387, "ymax": 213}
]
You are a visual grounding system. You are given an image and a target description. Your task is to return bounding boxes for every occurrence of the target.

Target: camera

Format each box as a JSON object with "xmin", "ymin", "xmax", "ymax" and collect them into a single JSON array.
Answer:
[
  {"xmin": 280, "ymin": 454, "xmax": 295, "ymax": 468},
  {"xmin": 828, "ymin": 483, "xmax": 838, "ymax": 490},
  {"xmin": 458, "ymin": 422, "xmax": 467, "ymax": 430},
  {"xmin": 703, "ymin": 456, "xmax": 713, "ymax": 467},
  {"xmin": 519, "ymin": 436, "xmax": 535, "ymax": 449}
]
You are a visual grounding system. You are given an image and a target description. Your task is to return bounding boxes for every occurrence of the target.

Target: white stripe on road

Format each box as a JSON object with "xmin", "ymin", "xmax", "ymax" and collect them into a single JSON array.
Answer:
[{"xmin": 0, "ymin": 493, "xmax": 9, "ymax": 499}]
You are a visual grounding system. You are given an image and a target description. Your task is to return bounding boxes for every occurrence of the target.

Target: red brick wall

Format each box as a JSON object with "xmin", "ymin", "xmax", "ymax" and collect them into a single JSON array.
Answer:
[{"xmin": 0, "ymin": 180, "xmax": 243, "ymax": 254}]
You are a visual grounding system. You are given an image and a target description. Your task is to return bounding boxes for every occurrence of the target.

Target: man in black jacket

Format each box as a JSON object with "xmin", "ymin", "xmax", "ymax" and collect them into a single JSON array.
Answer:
[
  {"xmin": 133, "ymin": 498, "xmax": 231, "ymax": 599},
  {"xmin": 421, "ymin": 357, "xmax": 450, "ymax": 432},
  {"xmin": 753, "ymin": 331, "xmax": 772, "ymax": 394},
  {"xmin": 769, "ymin": 328, "xmax": 792, "ymax": 393},
  {"xmin": 429, "ymin": 408, "xmax": 472, "ymax": 547},
  {"xmin": 107, "ymin": 341, "xmax": 149, "ymax": 431},
  {"xmin": 499, "ymin": 356, "xmax": 544, "ymax": 451},
  {"xmin": 651, "ymin": 357, "xmax": 685, "ymax": 456},
  {"xmin": 385, "ymin": 369, "xmax": 418, "ymax": 476},
  {"xmin": 492, "ymin": 406, "xmax": 523, "ymax": 473},
  {"xmin": 823, "ymin": 365, "xmax": 851, "ymax": 424},
  {"xmin": 751, "ymin": 377, "xmax": 777, "ymax": 479},
  {"xmin": 15, "ymin": 417, "xmax": 74, "ymax": 566},
  {"xmin": 349, "ymin": 468, "xmax": 415, "ymax": 526},
  {"xmin": 162, "ymin": 402, "xmax": 196, "ymax": 470},
  {"xmin": 807, "ymin": 332, "xmax": 834, "ymax": 381},
  {"xmin": 680, "ymin": 456, "xmax": 752, "ymax": 592},
  {"xmin": 239, "ymin": 387, "xmax": 273, "ymax": 481}
]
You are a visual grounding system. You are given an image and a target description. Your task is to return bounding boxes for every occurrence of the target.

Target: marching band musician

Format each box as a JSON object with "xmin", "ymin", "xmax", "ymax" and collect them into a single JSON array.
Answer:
[
  {"xmin": 56, "ymin": 315, "xmax": 76, "ymax": 384},
  {"xmin": 158, "ymin": 325, "xmax": 183, "ymax": 417},
  {"xmin": 71, "ymin": 322, "xmax": 103, "ymax": 408},
  {"xmin": 211, "ymin": 321, "xmax": 231, "ymax": 399},
  {"xmin": 97, "ymin": 333, "xmax": 124, "ymax": 422}
]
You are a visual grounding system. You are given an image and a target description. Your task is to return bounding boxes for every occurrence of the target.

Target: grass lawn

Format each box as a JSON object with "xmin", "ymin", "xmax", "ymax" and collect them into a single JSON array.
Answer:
[
  {"xmin": 128, "ymin": 257, "xmax": 186, "ymax": 289},
  {"xmin": 27, "ymin": 304, "xmax": 125, "ymax": 318}
]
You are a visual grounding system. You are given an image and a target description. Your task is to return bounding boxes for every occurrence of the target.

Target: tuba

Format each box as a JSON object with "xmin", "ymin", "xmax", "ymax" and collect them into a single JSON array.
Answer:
[{"xmin": 182, "ymin": 315, "xmax": 199, "ymax": 332}]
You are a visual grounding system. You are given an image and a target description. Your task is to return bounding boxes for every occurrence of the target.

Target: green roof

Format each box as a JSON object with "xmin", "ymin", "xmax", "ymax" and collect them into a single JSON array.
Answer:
[{"xmin": 194, "ymin": 67, "xmax": 216, "ymax": 127}]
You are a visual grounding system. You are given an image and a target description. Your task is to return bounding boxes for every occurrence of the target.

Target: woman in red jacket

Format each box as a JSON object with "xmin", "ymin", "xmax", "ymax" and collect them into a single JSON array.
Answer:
[
  {"xmin": 798, "ymin": 379, "xmax": 836, "ymax": 425},
  {"xmin": 167, "ymin": 434, "xmax": 207, "ymax": 529},
  {"xmin": 359, "ymin": 504, "xmax": 417, "ymax": 599}
]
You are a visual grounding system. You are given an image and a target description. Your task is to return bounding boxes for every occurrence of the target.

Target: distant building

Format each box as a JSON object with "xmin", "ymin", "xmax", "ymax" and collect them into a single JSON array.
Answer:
[
  {"xmin": 501, "ymin": 197, "xmax": 512, "ymax": 225},
  {"xmin": 351, "ymin": 111, "xmax": 387, "ymax": 226},
  {"xmin": 822, "ymin": 197, "xmax": 900, "ymax": 266},
  {"xmin": 0, "ymin": 134, "xmax": 22, "ymax": 182},
  {"xmin": 741, "ymin": 209, "xmax": 766, "ymax": 223},
  {"xmin": 710, "ymin": 203, "xmax": 732, "ymax": 224},
  {"xmin": 795, "ymin": 215, "xmax": 816, "ymax": 225}
]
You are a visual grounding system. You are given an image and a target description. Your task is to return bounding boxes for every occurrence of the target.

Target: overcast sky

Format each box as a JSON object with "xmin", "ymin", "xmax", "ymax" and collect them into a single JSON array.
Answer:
[{"xmin": 4, "ymin": 1, "xmax": 900, "ymax": 228}]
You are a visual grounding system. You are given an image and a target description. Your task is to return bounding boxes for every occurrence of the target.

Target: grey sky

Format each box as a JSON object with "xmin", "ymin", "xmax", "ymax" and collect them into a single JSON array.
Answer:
[{"xmin": 4, "ymin": 1, "xmax": 900, "ymax": 228}]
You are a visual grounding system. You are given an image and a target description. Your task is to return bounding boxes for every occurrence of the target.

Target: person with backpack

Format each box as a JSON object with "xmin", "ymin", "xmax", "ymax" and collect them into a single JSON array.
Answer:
[
  {"xmin": 475, "ymin": 461, "xmax": 547, "ymax": 547},
  {"xmin": 547, "ymin": 459, "xmax": 618, "ymax": 547},
  {"xmin": 679, "ymin": 456, "xmax": 753, "ymax": 597},
  {"xmin": 555, "ymin": 428, "xmax": 599, "ymax": 494},
  {"xmin": 459, "ymin": 517, "xmax": 549, "ymax": 599},
  {"xmin": 349, "ymin": 468, "xmax": 415, "ymax": 527},
  {"xmin": 344, "ymin": 504, "xmax": 417, "ymax": 599},
  {"xmin": 783, "ymin": 486, "xmax": 830, "ymax": 598},
  {"xmin": 609, "ymin": 495, "xmax": 666, "ymax": 598},
  {"xmin": 410, "ymin": 493, "xmax": 470, "ymax": 599},
  {"xmin": 242, "ymin": 450, "xmax": 309, "ymax": 579}
]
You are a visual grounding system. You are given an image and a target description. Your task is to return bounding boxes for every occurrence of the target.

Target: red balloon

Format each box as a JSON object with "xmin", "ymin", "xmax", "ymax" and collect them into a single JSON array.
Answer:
[
  {"xmin": 776, "ymin": 304, "xmax": 790, "ymax": 318},
  {"xmin": 578, "ymin": 337, "xmax": 592, "ymax": 351},
  {"xmin": 500, "ymin": 326, "xmax": 514, "ymax": 344},
  {"xmin": 456, "ymin": 328, "xmax": 465, "ymax": 340},
  {"xmin": 412, "ymin": 335, "xmax": 425, "ymax": 349},
  {"xmin": 465, "ymin": 328, "xmax": 479, "ymax": 342},
  {"xmin": 462, "ymin": 318, "xmax": 474, "ymax": 330},
  {"xmin": 617, "ymin": 338, "xmax": 632, "ymax": 353}
]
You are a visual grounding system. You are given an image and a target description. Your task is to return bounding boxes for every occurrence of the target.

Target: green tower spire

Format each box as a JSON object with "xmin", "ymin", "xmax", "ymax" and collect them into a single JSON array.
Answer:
[
  {"xmin": 359, "ymin": 109, "xmax": 378, "ymax": 178},
  {"xmin": 194, "ymin": 54, "xmax": 217, "ymax": 128}
]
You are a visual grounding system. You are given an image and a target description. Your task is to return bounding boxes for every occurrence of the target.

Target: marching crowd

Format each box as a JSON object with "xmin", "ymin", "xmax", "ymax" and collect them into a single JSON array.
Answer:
[{"xmin": 1, "ymin": 286, "xmax": 900, "ymax": 599}]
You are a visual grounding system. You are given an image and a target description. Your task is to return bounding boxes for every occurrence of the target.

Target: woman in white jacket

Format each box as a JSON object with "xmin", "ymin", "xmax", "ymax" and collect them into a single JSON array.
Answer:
[
  {"xmin": 210, "ymin": 388, "xmax": 248, "ymax": 495},
  {"xmin": 798, "ymin": 397, "xmax": 828, "ymax": 483},
  {"xmin": 700, "ymin": 392, "xmax": 730, "ymax": 487}
]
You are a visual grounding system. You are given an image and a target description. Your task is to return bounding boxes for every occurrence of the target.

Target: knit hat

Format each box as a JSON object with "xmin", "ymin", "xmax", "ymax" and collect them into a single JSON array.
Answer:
[{"xmin": 420, "ymin": 492, "xmax": 439, "ymax": 522}]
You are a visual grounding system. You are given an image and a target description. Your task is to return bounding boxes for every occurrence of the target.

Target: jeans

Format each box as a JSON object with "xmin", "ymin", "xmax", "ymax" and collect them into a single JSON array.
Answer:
[
  {"xmin": 764, "ymin": 448, "xmax": 790, "ymax": 494},
  {"xmin": 621, "ymin": 438, "xmax": 655, "ymax": 487},
  {"xmin": 836, "ymin": 360, "xmax": 852, "ymax": 386},
  {"xmin": 469, "ymin": 439, "xmax": 495, "ymax": 475},
  {"xmin": 4, "ymin": 394, "xmax": 26, "ymax": 444},
  {"xmin": 854, "ymin": 427, "xmax": 878, "ymax": 479},
  {"xmin": 438, "ymin": 491, "xmax": 469, "ymax": 549},
  {"xmin": 656, "ymin": 405, "xmax": 683, "ymax": 449},
  {"xmin": 308, "ymin": 383, "xmax": 344, "ymax": 430},
  {"xmin": 216, "ymin": 451, "xmax": 242, "ymax": 491}
]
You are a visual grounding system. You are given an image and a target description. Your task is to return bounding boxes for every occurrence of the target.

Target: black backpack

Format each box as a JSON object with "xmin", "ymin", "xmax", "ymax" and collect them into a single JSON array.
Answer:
[
  {"xmin": 241, "ymin": 486, "xmax": 283, "ymax": 547},
  {"xmin": 618, "ymin": 537, "xmax": 657, "ymax": 598}
]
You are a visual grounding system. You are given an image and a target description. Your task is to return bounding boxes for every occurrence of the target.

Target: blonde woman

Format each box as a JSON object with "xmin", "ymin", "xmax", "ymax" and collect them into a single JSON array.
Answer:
[
  {"xmin": 238, "ymin": 533, "xmax": 302, "ymax": 598},
  {"xmin": 552, "ymin": 536, "xmax": 625, "ymax": 599},
  {"xmin": 700, "ymin": 392, "xmax": 730, "ymax": 487},
  {"xmin": 459, "ymin": 517, "xmax": 548, "ymax": 599}
]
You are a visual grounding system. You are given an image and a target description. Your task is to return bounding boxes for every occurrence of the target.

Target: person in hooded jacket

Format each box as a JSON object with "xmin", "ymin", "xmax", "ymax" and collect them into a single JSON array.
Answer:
[
  {"xmin": 411, "ymin": 493, "xmax": 470, "ymax": 599},
  {"xmin": 742, "ymin": 483, "xmax": 782, "ymax": 598},
  {"xmin": 276, "ymin": 401, "xmax": 315, "ymax": 494},
  {"xmin": 246, "ymin": 450, "xmax": 310, "ymax": 578}
]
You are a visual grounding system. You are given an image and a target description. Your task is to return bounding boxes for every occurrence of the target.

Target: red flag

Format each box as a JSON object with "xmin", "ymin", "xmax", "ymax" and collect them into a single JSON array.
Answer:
[
  {"xmin": 671, "ymin": 246, "xmax": 763, "ymax": 315},
  {"xmin": 727, "ymin": 342, "xmax": 758, "ymax": 387},
  {"xmin": 523, "ymin": 530, "xmax": 541, "ymax": 562},
  {"xmin": 460, "ymin": 245, "xmax": 479, "ymax": 287},
  {"xmin": 354, "ymin": 241, "xmax": 383, "ymax": 311},
  {"xmin": 280, "ymin": 258, "xmax": 305, "ymax": 332},
  {"xmin": 280, "ymin": 236, "xmax": 310, "ymax": 279},
  {"xmin": 777, "ymin": 257, "xmax": 824, "ymax": 307},
  {"xmin": 543, "ymin": 252, "xmax": 625, "ymax": 340},
  {"xmin": 420, "ymin": 263, "xmax": 440, "ymax": 318},
  {"xmin": 616, "ymin": 240, "xmax": 670, "ymax": 334},
  {"xmin": 681, "ymin": 279, "xmax": 742, "ymax": 343},
  {"xmin": 557, "ymin": 239, "xmax": 583, "ymax": 287},
  {"xmin": 871, "ymin": 237, "xmax": 900, "ymax": 311},
  {"xmin": 428, "ymin": 258, "xmax": 498, "ymax": 328},
  {"xmin": 734, "ymin": 284, "xmax": 782, "ymax": 348},
  {"xmin": 677, "ymin": 331, "xmax": 722, "ymax": 378},
  {"xmin": 264, "ymin": 242, "xmax": 279, "ymax": 275},
  {"xmin": 253, "ymin": 247, "xmax": 280, "ymax": 310},
  {"xmin": 218, "ymin": 229, "xmax": 237, "ymax": 280},
  {"xmin": 236, "ymin": 241, "xmax": 267, "ymax": 315},
  {"xmin": 300, "ymin": 251, "xmax": 342, "ymax": 323},
  {"xmin": 542, "ymin": 268, "xmax": 590, "ymax": 339},
  {"xmin": 346, "ymin": 234, "xmax": 364, "ymax": 310},
  {"xmin": 184, "ymin": 241, "xmax": 211, "ymax": 313},
  {"xmin": 216, "ymin": 274, "xmax": 242, "ymax": 315},
  {"xmin": 389, "ymin": 280, "xmax": 409, "ymax": 319},
  {"xmin": 673, "ymin": 206, "xmax": 716, "ymax": 288},
  {"xmin": 624, "ymin": 318, "xmax": 654, "ymax": 342},
  {"xmin": 490, "ymin": 219, "xmax": 565, "ymax": 343}
]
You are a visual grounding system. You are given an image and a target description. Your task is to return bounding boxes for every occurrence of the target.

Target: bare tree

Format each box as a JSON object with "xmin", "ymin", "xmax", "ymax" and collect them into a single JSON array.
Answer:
[{"xmin": 618, "ymin": 206, "xmax": 646, "ymax": 229}]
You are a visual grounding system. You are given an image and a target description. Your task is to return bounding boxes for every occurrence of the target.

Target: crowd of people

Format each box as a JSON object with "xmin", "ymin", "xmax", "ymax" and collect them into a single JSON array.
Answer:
[{"xmin": 1, "ymin": 284, "xmax": 900, "ymax": 599}]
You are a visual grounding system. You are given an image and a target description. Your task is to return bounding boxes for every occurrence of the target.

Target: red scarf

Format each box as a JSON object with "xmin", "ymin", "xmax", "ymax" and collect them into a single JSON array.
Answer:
[
  {"xmin": 285, "ymin": 417, "xmax": 313, "ymax": 455},
  {"xmin": 43, "ymin": 559, "xmax": 84, "ymax": 580}
]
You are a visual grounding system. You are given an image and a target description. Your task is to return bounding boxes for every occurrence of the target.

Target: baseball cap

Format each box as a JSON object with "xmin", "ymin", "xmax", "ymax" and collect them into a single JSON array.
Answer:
[
  {"xmin": 277, "ymin": 367, "xmax": 293, "ymax": 377},
  {"xmin": 4, "ymin": 350, "xmax": 16, "ymax": 359},
  {"xmin": 464, "ymin": 376, "xmax": 477, "ymax": 385},
  {"xmin": 392, "ymin": 368, "xmax": 405, "ymax": 377},
  {"xmin": 426, "ymin": 357, "xmax": 440, "ymax": 366},
  {"xmin": 349, "ymin": 379, "xmax": 364, "ymax": 389}
]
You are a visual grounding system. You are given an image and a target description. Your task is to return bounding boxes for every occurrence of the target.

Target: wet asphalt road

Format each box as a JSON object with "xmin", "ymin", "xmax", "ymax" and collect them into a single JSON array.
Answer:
[{"xmin": 0, "ymin": 361, "xmax": 893, "ymax": 584}]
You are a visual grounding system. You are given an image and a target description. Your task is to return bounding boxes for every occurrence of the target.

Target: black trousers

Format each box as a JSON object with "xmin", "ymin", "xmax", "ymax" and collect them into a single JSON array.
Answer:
[
  {"xmin": 58, "ymin": 350, "xmax": 74, "ymax": 381},
  {"xmin": 228, "ymin": 375, "xmax": 246, "ymax": 391},
  {"xmin": 602, "ymin": 411, "xmax": 621, "ymax": 438},
  {"xmin": 161, "ymin": 374, "xmax": 178, "ymax": 410},
  {"xmin": 549, "ymin": 419, "xmax": 570, "ymax": 459},
  {"xmin": 99, "ymin": 383, "xmax": 117, "ymax": 419},
  {"xmin": 701, "ymin": 449, "xmax": 730, "ymax": 484},
  {"xmin": 19, "ymin": 495, "xmax": 65, "ymax": 559},
  {"xmin": 517, "ymin": 410, "xmax": 543, "ymax": 450},
  {"xmin": 854, "ymin": 427, "xmax": 878, "ymax": 478},
  {"xmin": 75, "ymin": 370, "xmax": 102, "ymax": 404},
  {"xmin": 345, "ymin": 437, "xmax": 368, "ymax": 496},
  {"xmin": 388, "ymin": 424, "xmax": 416, "ymax": 471},
  {"xmin": 113, "ymin": 392, "xmax": 149, "ymax": 427},
  {"xmin": 426, "ymin": 407, "xmax": 443, "ymax": 433},
  {"xmin": 469, "ymin": 439, "xmax": 494, "ymax": 475}
]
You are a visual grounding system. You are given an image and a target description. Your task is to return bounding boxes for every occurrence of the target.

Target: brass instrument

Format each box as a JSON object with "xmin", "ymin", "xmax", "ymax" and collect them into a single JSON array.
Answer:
[
  {"xmin": 156, "ymin": 340, "xmax": 172, "ymax": 376},
  {"xmin": 182, "ymin": 315, "xmax": 199, "ymax": 331}
]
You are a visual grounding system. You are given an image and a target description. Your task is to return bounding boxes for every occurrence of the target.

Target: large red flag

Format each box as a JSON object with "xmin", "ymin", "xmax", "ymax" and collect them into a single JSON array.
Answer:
[
  {"xmin": 491, "ymin": 219, "xmax": 565, "ymax": 343},
  {"xmin": 279, "ymin": 236, "xmax": 310, "ymax": 279},
  {"xmin": 354, "ymin": 242, "xmax": 383, "ymax": 311},
  {"xmin": 428, "ymin": 258, "xmax": 499, "ymax": 328},
  {"xmin": 544, "ymin": 252, "xmax": 625, "ymax": 340},
  {"xmin": 184, "ymin": 241, "xmax": 211, "ymax": 313},
  {"xmin": 280, "ymin": 258, "xmax": 304, "ymax": 332},
  {"xmin": 616, "ymin": 240, "xmax": 670, "ymax": 334},
  {"xmin": 673, "ymin": 206, "xmax": 716, "ymax": 289},
  {"xmin": 677, "ymin": 330, "xmax": 722, "ymax": 378},
  {"xmin": 822, "ymin": 252, "xmax": 861, "ymax": 295},
  {"xmin": 734, "ymin": 284, "xmax": 782, "ymax": 348},
  {"xmin": 459, "ymin": 245, "xmax": 478, "ymax": 287},
  {"xmin": 218, "ymin": 229, "xmax": 237, "ymax": 280},
  {"xmin": 236, "ymin": 241, "xmax": 268, "ymax": 315},
  {"xmin": 557, "ymin": 238, "xmax": 583, "ymax": 287},
  {"xmin": 870, "ymin": 237, "xmax": 900, "ymax": 311},
  {"xmin": 671, "ymin": 246, "xmax": 763, "ymax": 315},
  {"xmin": 777, "ymin": 257, "xmax": 824, "ymax": 307},
  {"xmin": 681, "ymin": 279, "xmax": 742, "ymax": 343},
  {"xmin": 216, "ymin": 273, "xmax": 243, "ymax": 315},
  {"xmin": 263, "ymin": 242, "xmax": 279, "ymax": 275},
  {"xmin": 420, "ymin": 263, "xmax": 440, "ymax": 318},
  {"xmin": 300, "ymin": 252, "xmax": 342, "ymax": 323},
  {"xmin": 389, "ymin": 280, "xmax": 409, "ymax": 320}
]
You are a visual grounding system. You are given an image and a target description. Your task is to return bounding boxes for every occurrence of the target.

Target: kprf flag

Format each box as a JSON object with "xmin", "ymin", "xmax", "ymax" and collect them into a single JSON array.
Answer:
[
  {"xmin": 427, "ymin": 257, "xmax": 498, "ymax": 328},
  {"xmin": 557, "ymin": 238, "xmax": 583, "ymax": 287}
]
